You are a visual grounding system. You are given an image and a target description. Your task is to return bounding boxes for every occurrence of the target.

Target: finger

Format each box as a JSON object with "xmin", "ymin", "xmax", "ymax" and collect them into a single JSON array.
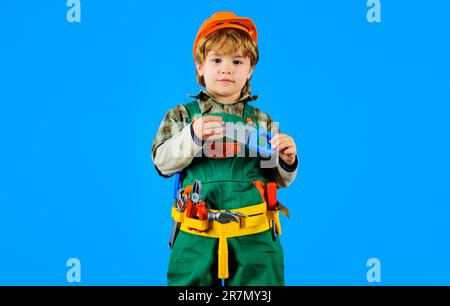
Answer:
[
  {"xmin": 277, "ymin": 141, "xmax": 293, "ymax": 153},
  {"xmin": 212, "ymin": 127, "xmax": 225, "ymax": 136},
  {"xmin": 269, "ymin": 134, "xmax": 280, "ymax": 144},
  {"xmin": 283, "ymin": 147, "xmax": 297, "ymax": 155},
  {"xmin": 271, "ymin": 137, "xmax": 289, "ymax": 149},
  {"xmin": 270, "ymin": 135, "xmax": 282, "ymax": 148},
  {"xmin": 203, "ymin": 127, "xmax": 224, "ymax": 137},
  {"xmin": 201, "ymin": 116, "xmax": 224, "ymax": 123},
  {"xmin": 204, "ymin": 132, "xmax": 224, "ymax": 140},
  {"xmin": 270, "ymin": 134, "xmax": 290, "ymax": 147},
  {"xmin": 203, "ymin": 122, "xmax": 225, "ymax": 130},
  {"xmin": 202, "ymin": 128, "xmax": 215, "ymax": 136},
  {"xmin": 204, "ymin": 128, "xmax": 225, "ymax": 138},
  {"xmin": 277, "ymin": 134, "xmax": 291, "ymax": 142}
]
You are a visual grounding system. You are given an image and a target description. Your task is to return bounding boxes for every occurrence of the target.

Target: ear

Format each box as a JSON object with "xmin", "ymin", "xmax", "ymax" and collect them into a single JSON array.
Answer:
[
  {"xmin": 247, "ymin": 66, "xmax": 254, "ymax": 80},
  {"xmin": 195, "ymin": 61, "xmax": 204, "ymax": 77}
]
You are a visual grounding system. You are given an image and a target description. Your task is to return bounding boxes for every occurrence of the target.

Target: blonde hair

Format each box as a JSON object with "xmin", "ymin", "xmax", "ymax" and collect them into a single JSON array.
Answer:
[{"xmin": 194, "ymin": 28, "xmax": 259, "ymax": 96}]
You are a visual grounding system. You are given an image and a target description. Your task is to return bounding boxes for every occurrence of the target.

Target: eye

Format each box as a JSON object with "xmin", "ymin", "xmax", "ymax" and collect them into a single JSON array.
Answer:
[
  {"xmin": 212, "ymin": 58, "xmax": 222, "ymax": 63},
  {"xmin": 233, "ymin": 60, "xmax": 243, "ymax": 65}
]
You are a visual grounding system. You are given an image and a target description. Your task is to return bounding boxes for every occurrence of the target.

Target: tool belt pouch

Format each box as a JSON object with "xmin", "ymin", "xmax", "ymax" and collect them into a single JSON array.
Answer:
[
  {"xmin": 172, "ymin": 208, "xmax": 209, "ymax": 232},
  {"xmin": 266, "ymin": 209, "xmax": 282, "ymax": 235}
]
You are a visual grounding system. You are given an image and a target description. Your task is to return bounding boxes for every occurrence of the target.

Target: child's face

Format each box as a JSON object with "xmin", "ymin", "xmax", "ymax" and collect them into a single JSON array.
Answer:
[{"xmin": 196, "ymin": 50, "xmax": 253, "ymax": 103}]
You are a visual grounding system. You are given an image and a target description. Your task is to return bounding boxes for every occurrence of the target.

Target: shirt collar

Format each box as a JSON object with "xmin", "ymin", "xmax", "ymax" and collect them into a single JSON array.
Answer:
[
  {"xmin": 188, "ymin": 89, "xmax": 258, "ymax": 115},
  {"xmin": 188, "ymin": 90, "xmax": 259, "ymax": 114}
]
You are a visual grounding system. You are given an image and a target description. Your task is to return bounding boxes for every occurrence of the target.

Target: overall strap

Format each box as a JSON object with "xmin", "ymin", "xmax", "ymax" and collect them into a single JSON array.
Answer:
[
  {"xmin": 243, "ymin": 102, "xmax": 257, "ymax": 128},
  {"xmin": 184, "ymin": 101, "xmax": 202, "ymax": 123},
  {"xmin": 186, "ymin": 99, "xmax": 257, "ymax": 126}
]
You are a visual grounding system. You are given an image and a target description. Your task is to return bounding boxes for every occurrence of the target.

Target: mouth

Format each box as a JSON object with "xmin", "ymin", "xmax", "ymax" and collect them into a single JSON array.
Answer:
[{"xmin": 217, "ymin": 79, "xmax": 234, "ymax": 83}]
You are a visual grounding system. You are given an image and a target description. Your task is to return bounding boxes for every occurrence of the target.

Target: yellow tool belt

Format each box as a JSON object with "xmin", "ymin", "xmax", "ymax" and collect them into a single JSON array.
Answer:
[{"xmin": 171, "ymin": 202, "xmax": 281, "ymax": 279}]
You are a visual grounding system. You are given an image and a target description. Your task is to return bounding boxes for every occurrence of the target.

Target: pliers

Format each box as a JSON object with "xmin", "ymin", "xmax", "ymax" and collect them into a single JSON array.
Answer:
[{"xmin": 185, "ymin": 180, "xmax": 208, "ymax": 231}]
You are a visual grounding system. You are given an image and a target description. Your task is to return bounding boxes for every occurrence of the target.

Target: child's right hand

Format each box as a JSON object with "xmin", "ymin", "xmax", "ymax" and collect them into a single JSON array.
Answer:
[{"xmin": 192, "ymin": 116, "xmax": 225, "ymax": 141}]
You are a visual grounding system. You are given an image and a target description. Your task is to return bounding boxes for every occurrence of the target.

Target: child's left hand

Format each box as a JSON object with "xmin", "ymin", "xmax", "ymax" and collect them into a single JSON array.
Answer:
[{"xmin": 269, "ymin": 133, "xmax": 297, "ymax": 165}]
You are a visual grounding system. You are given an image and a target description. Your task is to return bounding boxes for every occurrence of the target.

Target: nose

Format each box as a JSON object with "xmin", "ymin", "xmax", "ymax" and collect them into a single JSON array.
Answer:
[{"xmin": 220, "ymin": 61, "xmax": 232, "ymax": 75}]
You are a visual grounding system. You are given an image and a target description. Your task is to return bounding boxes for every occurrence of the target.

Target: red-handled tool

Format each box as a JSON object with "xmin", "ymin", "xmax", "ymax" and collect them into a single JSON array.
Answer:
[
  {"xmin": 186, "ymin": 180, "xmax": 207, "ymax": 232},
  {"xmin": 266, "ymin": 182, "xmax": 279, "ymax": 241},
  {"xmin": 266, "ymin": 182, "xmax": 278, "ymax": 211}
]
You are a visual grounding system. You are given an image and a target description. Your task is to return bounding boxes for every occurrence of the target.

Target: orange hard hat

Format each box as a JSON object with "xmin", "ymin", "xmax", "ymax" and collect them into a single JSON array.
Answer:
[{"xmin": 193, "ymin": 11, "xmax": 258, "ymax": 57}]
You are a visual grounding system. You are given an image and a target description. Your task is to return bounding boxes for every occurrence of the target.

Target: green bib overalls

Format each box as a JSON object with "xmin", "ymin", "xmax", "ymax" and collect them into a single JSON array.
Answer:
[{"xmin": 167, "ymin": 100, "xmax": 284, "ymax": 286}]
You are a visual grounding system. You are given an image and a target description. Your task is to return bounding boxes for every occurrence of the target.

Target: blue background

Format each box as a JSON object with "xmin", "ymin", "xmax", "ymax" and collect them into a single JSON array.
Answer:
[{"xmin": 1, "ymin": 0, "xmax": 449, "ymax": 285}]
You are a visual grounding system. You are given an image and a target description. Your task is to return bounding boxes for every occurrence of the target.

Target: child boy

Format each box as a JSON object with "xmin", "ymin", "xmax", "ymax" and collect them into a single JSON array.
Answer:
[{"xmin": 152, "ymin": 11, "xmax": 298, "ymax": 286}]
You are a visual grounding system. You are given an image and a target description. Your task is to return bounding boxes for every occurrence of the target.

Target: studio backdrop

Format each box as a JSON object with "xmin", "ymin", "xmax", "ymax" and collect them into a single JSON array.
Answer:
[{"xmin": 1, "ymin": 0, "xmax": 449, "ymax": 285}]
